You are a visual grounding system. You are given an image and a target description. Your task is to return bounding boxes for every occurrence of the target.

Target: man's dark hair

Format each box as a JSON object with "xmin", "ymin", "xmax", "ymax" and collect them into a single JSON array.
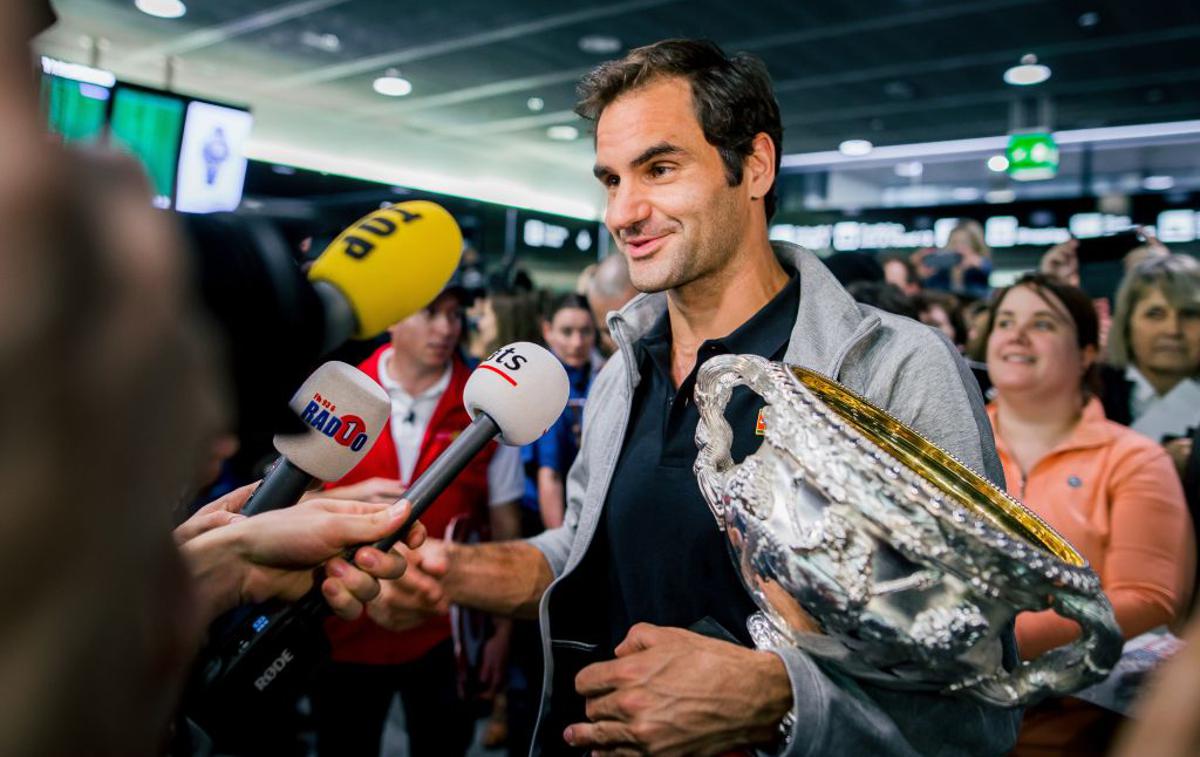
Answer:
[{"xmin": 575, "ymin": 39, "xmax": 784, "ymax": 219}]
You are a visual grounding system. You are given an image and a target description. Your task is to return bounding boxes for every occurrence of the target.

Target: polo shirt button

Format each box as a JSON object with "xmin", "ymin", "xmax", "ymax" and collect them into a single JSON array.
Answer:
[{"xmin": 1067, "ymin": 475, "xmax": 1082, "ymax": 488}]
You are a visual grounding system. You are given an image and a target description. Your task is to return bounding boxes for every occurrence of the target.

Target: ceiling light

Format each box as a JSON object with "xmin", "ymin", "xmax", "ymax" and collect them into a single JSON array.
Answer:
[
  {"xmin": 526, "ymin": 96, "xmax": 545, "ymax": 112},
  {"xmin": 894, "ymin": 161, "xmax": 923, "ymax": 178},
  {"xmin": 985, "ymin": 189, "xmax": 1016, "ymax": 204},
  {"xmin": 1004, "ymin": 54, "xmax": 1051, "ymax": 86},
  {"xmin": 1142, "ymin": 175, "xmax": 1175, "ymax": 191},
  {"xmin": 1077, "ymin": 11, "xmax": 1100, "ymax": 28},
  {"xmin": 578, "ymin": 35, "xmax": 622, "ymax": 54},
  {"xmin": 300, "ymin": 31, "xmax": 341, "ymax": 53},
  {"xmin": 987, "ymin": 155, "xmax": 1009, "ymax": 172},
  {"xmin": 546, "ymin": 125, "xmax": 579, "ymax": 141},
  {"xmin": 373, "ymin": 70, "xmax": 412, "ymax": 97},
  {"xmin": 952, "ymin": 187, "xmax": 982, "ymax": 202},
  {"xmin": 134, "ymin": 0, "xmax": 186, "ymax": 19},
  {"xmin": 838, "ymin": 139, "xmax": 873, "ymax": 157}
]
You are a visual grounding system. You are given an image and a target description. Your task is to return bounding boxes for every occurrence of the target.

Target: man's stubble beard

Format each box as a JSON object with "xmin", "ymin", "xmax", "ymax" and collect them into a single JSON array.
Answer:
[{"xmin": 626, "ymin": 192, "xmax": 746, "ymax": 296}]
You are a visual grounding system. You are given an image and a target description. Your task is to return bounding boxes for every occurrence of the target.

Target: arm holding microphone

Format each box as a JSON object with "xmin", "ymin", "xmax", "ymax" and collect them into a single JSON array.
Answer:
[{"xmin": 182, "ymin": 496, "xmax": 427, "ymax": 627}]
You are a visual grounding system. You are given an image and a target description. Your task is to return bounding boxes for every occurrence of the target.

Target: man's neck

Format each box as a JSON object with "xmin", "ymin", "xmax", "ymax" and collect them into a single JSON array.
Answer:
[
  {"xmin": 665, "ymin": 237, "xmax": 789, "ymax": 387},
  {"xmin": 386, "ymin": 351, "xmax": 449, "ymax": 396}
]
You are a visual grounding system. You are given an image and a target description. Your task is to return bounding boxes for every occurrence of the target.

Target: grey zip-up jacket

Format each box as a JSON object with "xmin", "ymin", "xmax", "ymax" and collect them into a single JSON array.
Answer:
[{"xmin": 527, "ymin": 242, "xmax": 1021, "ymax": 756}]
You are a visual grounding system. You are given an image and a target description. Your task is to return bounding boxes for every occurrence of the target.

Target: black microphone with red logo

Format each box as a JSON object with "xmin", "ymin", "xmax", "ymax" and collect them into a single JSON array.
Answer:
[{"xmin": 185, "ymin": 343, "xmax": 569, "ymax": 740}]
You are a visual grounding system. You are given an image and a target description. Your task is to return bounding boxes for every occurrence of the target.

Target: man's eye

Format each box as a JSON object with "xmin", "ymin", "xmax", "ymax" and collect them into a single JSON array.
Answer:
[
  {"xmin": 650, "ymin": 164, "xmax": 673, "ymax": 177},
  {"xmin": 604, "ymin": 175, "xmax": 619, "ymax": 188}
]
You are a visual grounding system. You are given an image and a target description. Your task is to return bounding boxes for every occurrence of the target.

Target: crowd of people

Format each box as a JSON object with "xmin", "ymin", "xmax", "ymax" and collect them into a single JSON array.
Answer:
[{"xmin": 8, "ymin": 4, "xmax": 1200, "ymax": 754}]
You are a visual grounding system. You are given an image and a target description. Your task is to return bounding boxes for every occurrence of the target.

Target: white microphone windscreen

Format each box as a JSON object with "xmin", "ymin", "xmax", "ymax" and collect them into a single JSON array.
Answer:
[
  {"xmin": 273, "ymin": 361, "xmax": 390, "ymax": 481},
  {"xmin": 463, "ymin": 342, "xmax": 570, "ymax": 446}
]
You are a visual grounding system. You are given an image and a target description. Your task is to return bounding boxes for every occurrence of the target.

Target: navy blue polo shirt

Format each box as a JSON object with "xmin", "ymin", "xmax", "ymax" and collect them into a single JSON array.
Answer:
[{"xmin": 600, "ymin": 272, "xmax": 800, "ymax": 652}]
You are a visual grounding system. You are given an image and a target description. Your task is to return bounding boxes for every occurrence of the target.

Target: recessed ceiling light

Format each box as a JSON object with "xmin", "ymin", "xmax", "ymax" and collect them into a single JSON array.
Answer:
[
  {"xmin": 300, "ymin": 31, "xmax": 341, "ymax": 53},
  {"xmin": 894, "ymin": 161, "xmax": 923, "ymax": 178},
  {"xmin": 526, "ymin": 96, "xmax": 545, "ymax": 112},
  {"xmin": 1143, "ymin": 175, "xmax": 1175, "ymax": 191},
  {"xmin": 987, "ymin": 155, "xmax": 1010, "ymax": 172},
  {"xmin": 883, "ymin": 80, "xmax": 915, "ymax": 100},
  {"xmin": 985, "ymin": 189, "xmax": 1017, "ymax": 204},
  {"xmin": 838, "ymin": 139, "xmax": 873, "ymax": 157},
  {"xmin": 134, "ymin": 0, "xmax": 186, "ymax": 19},
  {"xmin": 373, "ymin": 70, "xmax": 412, "ymax": 97},
  {"xmin": 1077, "ymin": 11, "xmax": 1100, "ymax": 28},
  {"xmin": 578, "ymin": 35, "xmax": 621, "ymax": 54},
  {"xmin": 547, "ymin": 125, "xmax": 579, "ymax": 141},
  {"xmin": 1004, "ymin": 54, "xmax": 1051, "ymax": 86}
]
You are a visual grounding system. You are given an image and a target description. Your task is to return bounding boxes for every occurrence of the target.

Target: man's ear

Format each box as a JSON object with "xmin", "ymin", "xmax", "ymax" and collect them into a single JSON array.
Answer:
[{"xmin": 745, "ymin": 132, "xmax": 776, "ymax": 201}]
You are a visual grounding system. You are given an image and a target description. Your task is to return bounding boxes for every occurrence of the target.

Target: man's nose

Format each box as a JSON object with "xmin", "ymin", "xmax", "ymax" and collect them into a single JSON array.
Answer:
[{"xmin": 606, "ymin": 181, "xmax": 650, "ymax": 236}]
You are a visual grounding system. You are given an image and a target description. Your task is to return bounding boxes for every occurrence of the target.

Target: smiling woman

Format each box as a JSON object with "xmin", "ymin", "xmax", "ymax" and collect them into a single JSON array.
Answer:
[{"xmin": 982, "ymin": 273, "xmax": 1195, "ymax": 752}]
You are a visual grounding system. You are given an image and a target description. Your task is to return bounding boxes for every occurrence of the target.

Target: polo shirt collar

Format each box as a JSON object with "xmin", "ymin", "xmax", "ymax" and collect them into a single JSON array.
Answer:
[{"xmin": 636, "ymin": 272, "xmax": 800, "ymax": 382}]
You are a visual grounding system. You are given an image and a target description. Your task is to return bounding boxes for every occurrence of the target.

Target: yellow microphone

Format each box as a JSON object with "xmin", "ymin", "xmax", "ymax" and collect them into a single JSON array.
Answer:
[{"xmin": 307, "ymin": 200, "xmax": 463, "ymax": 344}]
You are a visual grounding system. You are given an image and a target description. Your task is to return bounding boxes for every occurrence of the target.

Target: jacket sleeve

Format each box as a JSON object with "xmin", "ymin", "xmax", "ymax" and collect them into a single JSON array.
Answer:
[{"xmin": 525, "ymin": 352, "xmax": 624, "ymax": 576}]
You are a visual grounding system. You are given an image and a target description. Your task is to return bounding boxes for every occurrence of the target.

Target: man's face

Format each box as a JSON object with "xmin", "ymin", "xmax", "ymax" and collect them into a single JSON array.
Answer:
[
  {"xmin": 594, "ymin": 77, "xmax": 751, "ymax": 294},
  {"xmin": 389, "ymin": 292, "xmax": 463, "ymax": 370}
]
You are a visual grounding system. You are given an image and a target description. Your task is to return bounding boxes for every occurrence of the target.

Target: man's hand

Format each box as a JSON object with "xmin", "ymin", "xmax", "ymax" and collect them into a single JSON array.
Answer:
[
  {"xmin": 174, "ymin": 482, "xmax": 255, "ymax": 545},
  {"xmin": 565, "ymin": 624, "xmax": 793, "ymax": 756},
  {"xmin": 317, "ymin": 476, "xmax": 406, "ymax": 504},
  {"xmin": 1040, "ymin": 238, "xmax": 1080, "ymax": 286},
  {"xmin": 366, "ymin": 538, "xmax": 452, "ymax": 631}
]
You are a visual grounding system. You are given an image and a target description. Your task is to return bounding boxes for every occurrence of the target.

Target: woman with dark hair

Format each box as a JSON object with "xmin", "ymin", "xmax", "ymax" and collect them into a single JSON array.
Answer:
[
  {"xmin": 982, "ymin": 273, "xmax": 1194, "ymax": 752},
  {"xmin": 520, "ymin": 292, "xmax": 599, "ymax": 531}
]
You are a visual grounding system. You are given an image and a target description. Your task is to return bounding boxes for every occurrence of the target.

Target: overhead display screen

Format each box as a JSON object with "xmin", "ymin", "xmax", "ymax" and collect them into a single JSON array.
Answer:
[
  {"xmin": 174, "ymin": 100, "xmax": 255, "ymax": 214},
  {"xmin": 40, "ymin": 74, "xmax": 109, "ymax": 143},
  {"xmin": 109, "ymin": 87, "xmax": 186, "ymax": 207}
]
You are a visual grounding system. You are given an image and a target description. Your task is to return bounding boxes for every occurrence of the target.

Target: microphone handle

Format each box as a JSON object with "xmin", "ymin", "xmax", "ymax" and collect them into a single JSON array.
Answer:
[
  {"xmin": 290, "ymin": 412, "xmax": 501, "ymax": 618},
  {"xmin": 373, "ymin": 412, "xmax": 500, "ymax": 552},
  {"xmin": 241, "ymin": 458, "xmax": 315, "ymax": 517},
  {"xmin": 312, "ymin": 280, "xmax": 357, "ymax": 355}
]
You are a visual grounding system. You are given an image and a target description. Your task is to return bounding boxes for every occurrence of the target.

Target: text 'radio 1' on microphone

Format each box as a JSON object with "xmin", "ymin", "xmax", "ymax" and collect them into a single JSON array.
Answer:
[
  {"xmin": 186, "ymin": 343, "xmax": 569, "ymax": 739},
  {"xmin": 240, "ymin": 361, "xmax": 390, "ymax": 517}
]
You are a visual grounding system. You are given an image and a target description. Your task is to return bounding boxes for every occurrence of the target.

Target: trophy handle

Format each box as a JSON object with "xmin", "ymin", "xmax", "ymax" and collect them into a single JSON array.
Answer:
[
  {"xmin": 962, "ymin": 585, "xmax": 1122, "ymax": 705},
  {"xmin": 693, "ymin": 355, "xmax": 782, "ymax": 527}
]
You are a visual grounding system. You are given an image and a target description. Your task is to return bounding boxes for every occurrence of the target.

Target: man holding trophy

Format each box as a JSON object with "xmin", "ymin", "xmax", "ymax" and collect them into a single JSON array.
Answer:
[{"xmin": 370, "ymin": 39, "xmax": 1118, "ymax": 755}]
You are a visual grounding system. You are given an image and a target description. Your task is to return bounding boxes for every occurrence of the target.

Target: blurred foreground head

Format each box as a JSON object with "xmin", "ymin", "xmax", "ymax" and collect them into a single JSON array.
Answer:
[{"xmin": 0, "ymin": 3, "xmax": 224, "ymax": 752}]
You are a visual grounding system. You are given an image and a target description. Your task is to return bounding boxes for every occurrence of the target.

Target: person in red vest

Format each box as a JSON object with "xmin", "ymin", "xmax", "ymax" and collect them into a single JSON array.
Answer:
[{"xmin": 308, "ymin": 282, "xmax": 523, "ymax": 756}]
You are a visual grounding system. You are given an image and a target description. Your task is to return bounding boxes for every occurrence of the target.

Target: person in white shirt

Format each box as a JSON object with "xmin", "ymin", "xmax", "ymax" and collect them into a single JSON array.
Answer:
[{"xmin": 1104, "ymin": 254, "xmax": 1200, "ymax": 475}]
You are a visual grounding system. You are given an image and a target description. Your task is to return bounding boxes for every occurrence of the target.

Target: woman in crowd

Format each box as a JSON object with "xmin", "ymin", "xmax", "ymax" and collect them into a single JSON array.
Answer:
[
  {"xmin": 982, "ymin": 273, "xmax": 1194, "ymax": 752},
  {"xmin": 1102, "ymin": 254, "xmax": 1200, "ymax": 473},
  {"xmin": 469, "ymin": 289, "xmax": 544, "ymax": 360},
  {"xmin": 915, "ymin": 219, "xmax": 992, "ymax": 298},
  {"xmin": 914, "ymin": 289, "xmax": 967, "ymax": 351},
  {"xmin": 521, "ymin": 292, "xmax": 599, "ymax": 532}
]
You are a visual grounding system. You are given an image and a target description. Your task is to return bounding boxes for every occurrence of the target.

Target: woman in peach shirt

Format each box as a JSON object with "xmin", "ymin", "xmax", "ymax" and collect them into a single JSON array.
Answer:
[{"xmin": 983, "ymin": 273, "xmax": 1194, "ymax": 752}]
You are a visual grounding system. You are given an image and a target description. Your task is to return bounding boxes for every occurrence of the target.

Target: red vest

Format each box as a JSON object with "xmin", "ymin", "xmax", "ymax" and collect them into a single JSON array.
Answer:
[{"xmin": 324, "ymin": 347, "xmax": 496, "ymax": 664}]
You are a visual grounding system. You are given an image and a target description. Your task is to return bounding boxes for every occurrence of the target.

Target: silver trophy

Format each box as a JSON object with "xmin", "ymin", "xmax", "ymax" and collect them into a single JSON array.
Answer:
[{"xmin": 692, "ymin": 355, "xmax": 1121, "ymax": 706}]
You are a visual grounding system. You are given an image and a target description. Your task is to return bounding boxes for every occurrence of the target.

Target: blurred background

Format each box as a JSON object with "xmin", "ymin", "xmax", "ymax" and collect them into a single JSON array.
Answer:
[{"xmin": 34, "ymin": 0, "xmax": 1200, "ymax": 290}]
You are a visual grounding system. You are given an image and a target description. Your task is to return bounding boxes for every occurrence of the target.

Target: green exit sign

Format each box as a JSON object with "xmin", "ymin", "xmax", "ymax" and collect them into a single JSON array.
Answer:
[{"xmin": 1006, "ymin": 132, "xmax": 1059, "ymax": 181}]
